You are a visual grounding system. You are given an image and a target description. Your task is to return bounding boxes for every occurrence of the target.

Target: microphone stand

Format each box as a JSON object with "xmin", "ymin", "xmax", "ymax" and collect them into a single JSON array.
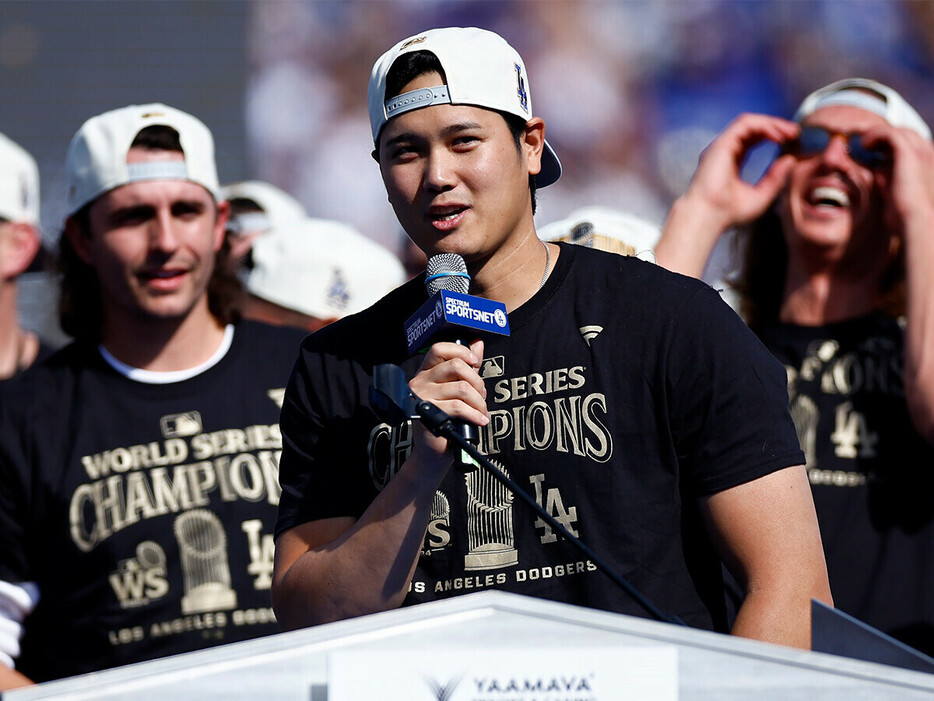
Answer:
[{"xmin": 411, "ymin": 393, "xmax": 687, "ymax": 628}]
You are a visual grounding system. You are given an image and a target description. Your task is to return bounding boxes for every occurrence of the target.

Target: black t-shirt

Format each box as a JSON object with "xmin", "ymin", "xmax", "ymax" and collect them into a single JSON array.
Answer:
[
  {"xmin": 277, "ymin": 244, "xmax": 803, "ymax": 632},
  {"xmin": 0, "ymin": 338, "xmax": 57, "ymax": 385},
  {"xmin": 0, "ymin": 320, "xmax": 306, "ymax": 682},
  {"xmin": 761, "ymin": 313, "xmax": 934, "ymax": 654},
  {"xmin": 34, "ymin": 339, "xmax": 57, "ymax": 366}
]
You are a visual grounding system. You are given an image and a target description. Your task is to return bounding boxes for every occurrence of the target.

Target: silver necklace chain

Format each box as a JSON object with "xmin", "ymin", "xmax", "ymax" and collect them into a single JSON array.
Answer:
[{"xmin": 540, "ymin": 241, "xmax": 551, "ymax": 290}]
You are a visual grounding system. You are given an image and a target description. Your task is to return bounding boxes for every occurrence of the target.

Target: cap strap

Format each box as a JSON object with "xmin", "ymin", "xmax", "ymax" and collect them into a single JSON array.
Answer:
[
  {"xmin": 806, "ymin": 90, "xmax": 888, "ymax": 121},
  {"xmin": 385, "ymin": 86, "xmax": 451, "ymax": 121},
  {"xmin": 126, "ymin": 160, "xmax": 189, "ymax": 183},
  {"xmin": 228, "ymin": 212, "xmax": 271, "ymax": 235}
]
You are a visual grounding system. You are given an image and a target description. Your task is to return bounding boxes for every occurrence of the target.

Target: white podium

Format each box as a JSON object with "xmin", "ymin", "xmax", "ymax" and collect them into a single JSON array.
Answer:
[{"xmin": 5, "ymin": 591, "xmax": 934, "ymax": 700}]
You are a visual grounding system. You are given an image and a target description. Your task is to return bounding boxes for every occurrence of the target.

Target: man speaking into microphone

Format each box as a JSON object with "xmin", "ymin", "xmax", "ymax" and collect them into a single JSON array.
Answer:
[{"xmin": 272, "ymin": 26, "xmax": 831, "ymax": 649}]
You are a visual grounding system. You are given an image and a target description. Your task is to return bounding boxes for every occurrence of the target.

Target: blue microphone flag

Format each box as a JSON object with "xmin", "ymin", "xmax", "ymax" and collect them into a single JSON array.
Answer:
[{"xmin": 404, "ymin": 289, "xmax": 510, "ymax": 355}]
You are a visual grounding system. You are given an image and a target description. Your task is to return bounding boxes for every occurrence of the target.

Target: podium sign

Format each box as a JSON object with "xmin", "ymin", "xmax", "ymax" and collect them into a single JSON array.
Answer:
[{"xmin": 329, "ymin": 647, "xmax": 678, "ymax": 701}]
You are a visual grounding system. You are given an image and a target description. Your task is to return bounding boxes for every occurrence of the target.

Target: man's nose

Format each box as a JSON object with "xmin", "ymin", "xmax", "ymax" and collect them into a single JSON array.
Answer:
[
  {"xmin": 148, "ymin": 209, "xmax": 179, "ymax": 251},
  {"xmin": 423, "ymin": 147, "xmax": 457, "ymax": 192},
  {"xmin": 821, "ymin": 133, "xmax": 855, "ymax": 169}
]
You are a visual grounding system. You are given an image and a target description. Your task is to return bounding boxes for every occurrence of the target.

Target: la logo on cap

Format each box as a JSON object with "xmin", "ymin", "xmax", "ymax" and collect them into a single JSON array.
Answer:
[{"xmin": 515, "ymin": 63, "xmax": 528, "ymax": 112}]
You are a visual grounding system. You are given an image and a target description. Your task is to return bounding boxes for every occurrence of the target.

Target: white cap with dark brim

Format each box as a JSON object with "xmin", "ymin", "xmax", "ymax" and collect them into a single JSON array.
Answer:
[{"xmin": 368, "ymin": 26, "xmax": 562, "ymax": 188}]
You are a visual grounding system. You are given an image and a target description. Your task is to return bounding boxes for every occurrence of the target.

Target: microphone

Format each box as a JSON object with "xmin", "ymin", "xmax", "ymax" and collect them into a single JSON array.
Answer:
[
  {"xmin": 425, "ymin": 252, "xmax": 470, "ymax": 297},
  {"xmin": 405, "ymin": 254, "xmax": 510, "ymax": 354},
  {"xmin": 404, "ymin": 254, "xmax": 510, "ymax": 470}
]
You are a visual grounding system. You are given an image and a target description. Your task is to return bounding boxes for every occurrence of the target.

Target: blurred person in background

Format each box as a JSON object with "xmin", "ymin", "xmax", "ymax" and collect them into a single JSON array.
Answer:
[
  {"xmin": 0, "ymin": 104, "xmax": 306, "ymax": 687},
  {"xmin": 221, "ymin": 180, "xmax": 307, "ymax": 264},
  {"xmin": 656, "ymin": 78, "xmax": 934, "ymax": 654},
  {"xmin": 537, "ymin": 205, "xmax": 660, "ymax": 262},
  {"xmin": 243, "ymin": 216, "xmax": 405, "ymax": 332},
  {"xmin": 0, "ymin": 132, "xmax": 54, "ymax": 381}
]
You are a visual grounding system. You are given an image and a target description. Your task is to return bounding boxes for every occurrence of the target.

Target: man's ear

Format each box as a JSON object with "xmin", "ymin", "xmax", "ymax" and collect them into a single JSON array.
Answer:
[
  {"xmin": 371, "ymin": 148, "xmax": 380, "ymax": 164},
  {"xmin": 63, "ymin": 216, "xmax": 94, "ymax": 265},
  {"xmin": 213, "ymin": 199, "xmax": 231, "ymax": 253},
  {"xmin": 523, "ymin": 118, "xmax": 546, "ymax": 177},
  {"xmin": 0, "ymin": 223, "xmax": 41, "ymax": 279}
]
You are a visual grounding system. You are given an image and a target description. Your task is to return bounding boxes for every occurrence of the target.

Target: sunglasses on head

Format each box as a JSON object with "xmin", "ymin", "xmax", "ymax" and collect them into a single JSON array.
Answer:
[{"xmin": 784, "ymin": 125, "xmax": 889, "ymax": 168}]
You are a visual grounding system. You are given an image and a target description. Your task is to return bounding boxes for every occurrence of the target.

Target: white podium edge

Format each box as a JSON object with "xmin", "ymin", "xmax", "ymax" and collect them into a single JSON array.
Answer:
[{"xmin": 7, "ymin": 590, "xmax": 934, "ymax": 699}]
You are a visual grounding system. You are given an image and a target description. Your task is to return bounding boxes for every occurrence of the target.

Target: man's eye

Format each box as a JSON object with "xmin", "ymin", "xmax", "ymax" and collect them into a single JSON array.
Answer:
[
  {"xmin": 392, "ymin": 145, "xmax": 417, "ymax": 159},
  {"xmin": 112, "ymin": 208, "xmax": 150, "ymax": 226},
  {"xmin": 172, "ymin": 204, "xmax": 203, "ymax": 218}
]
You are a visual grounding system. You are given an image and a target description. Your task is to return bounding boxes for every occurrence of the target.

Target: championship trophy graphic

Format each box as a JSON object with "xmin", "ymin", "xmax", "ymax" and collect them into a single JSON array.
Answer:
[
  {"xmin": 464, "ymin": 461, "xmax": 517, "ymax": 570},
  {"xmin": 174, "ymin": 509, "xmax": 237, "ymax": 614}
]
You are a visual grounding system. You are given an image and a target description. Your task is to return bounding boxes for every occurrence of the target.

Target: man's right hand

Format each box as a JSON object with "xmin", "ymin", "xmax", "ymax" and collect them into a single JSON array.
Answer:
[
  {"xmin": 687, "ymin": 113, "xmax": 800, "ymax": 229},
  {"xmin": 657, "ymin": 113, "xmax": 800, "ymax": 278},
  {"xmin": 408, "ymin": 338, "xmax": 488, "ymax": 464}
]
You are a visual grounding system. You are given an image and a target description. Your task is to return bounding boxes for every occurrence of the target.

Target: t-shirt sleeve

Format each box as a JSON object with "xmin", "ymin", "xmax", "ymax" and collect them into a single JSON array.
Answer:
[
  {"xmin": 665, "ymin": 285, "xmax": 804, "ymax": 496},
  {"xmin": 275, "ymin": 336, "xmax": 381, "ymax": 539}
]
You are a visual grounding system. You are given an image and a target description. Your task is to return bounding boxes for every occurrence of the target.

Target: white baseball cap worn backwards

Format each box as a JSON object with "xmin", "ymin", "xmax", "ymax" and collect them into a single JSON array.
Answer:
[
  {"xmin": 247, "ymin": 217, "xmax": 406, "ymax": 320},
  {"xmin": 368, "ymin": 26, "xmax": 562, "ymax": 187},
  {"xmin": 66, "ymin": 103, "xmax": 221, "ymax": 216},
  {"xmin": 794, "ymin": 78, "xmax": 931, "ymax": 141},
  {"xmin": 0, "ymin": 132, "xmax": 40, "ymax": 225}
]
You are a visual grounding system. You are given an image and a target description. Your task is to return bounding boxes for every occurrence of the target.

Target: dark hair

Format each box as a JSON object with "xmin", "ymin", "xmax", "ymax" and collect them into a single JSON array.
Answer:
[
  {"xmin": 384, "ymin": 50, "xmax": 538, "ymax": 213},
  {"xmin": 127, "ymin": 124, "xmax": 185, "ymax": 152},
  {"xmin": 385, "ymin": 51, "xmax": 445, "ymax": 104},
  {"xmin": 227, "ymin": 197, "xmax": 263, "ymax": 216},
  {"xmin": 733, "ymin": 207, "xmax": 905, "ymax": 336},
  {"xmin": 730, "ymin": 210, "xmax": 787, "ymax": 336},
  {"xmin": 57, "ymin": 125, "xmax": 242, "ymax": 341}
]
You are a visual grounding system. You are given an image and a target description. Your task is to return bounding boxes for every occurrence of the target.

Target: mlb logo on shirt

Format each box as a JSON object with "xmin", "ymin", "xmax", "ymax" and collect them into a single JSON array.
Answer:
[
  {"xmin": 160, "ymin": 412, "xmax": 203, "ymax": 438},
  {"xmin": 481, "ymin": 356, "xmax": 505, "ymax": 379}
]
